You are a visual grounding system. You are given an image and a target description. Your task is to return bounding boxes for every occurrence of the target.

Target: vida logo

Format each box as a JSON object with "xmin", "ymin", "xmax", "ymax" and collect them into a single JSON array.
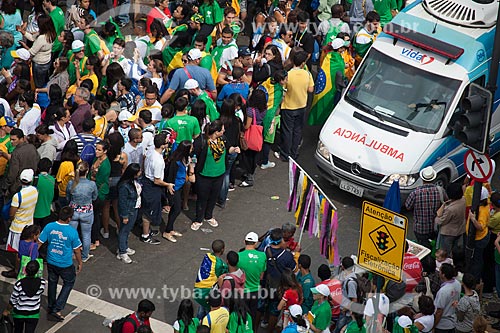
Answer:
[{"xmin": 401, "ymin": 48, "xmax": 435, "ymax": 65}]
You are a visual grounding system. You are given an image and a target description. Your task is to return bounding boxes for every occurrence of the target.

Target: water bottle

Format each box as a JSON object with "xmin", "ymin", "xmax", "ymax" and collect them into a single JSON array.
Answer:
[{"xmin": 191, "ymin": 154, "xmax": 197, "ymax": 165}]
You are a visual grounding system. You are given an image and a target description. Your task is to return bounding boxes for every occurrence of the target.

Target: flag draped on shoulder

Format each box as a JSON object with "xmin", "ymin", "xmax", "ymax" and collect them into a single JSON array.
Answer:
[{"xmin": 307, "ymin": 52, "xmax": 345, "ymax": 126}]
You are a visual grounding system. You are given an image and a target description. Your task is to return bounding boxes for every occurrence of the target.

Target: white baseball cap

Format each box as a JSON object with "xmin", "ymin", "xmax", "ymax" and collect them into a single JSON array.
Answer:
[
  {"xmin": 20, "ymin": 169, "xmax": 34, "ymax": 183},
  {"xmin": 184, "ymin": 79, "xmax": 199, "ymax": 90},
  {"xmin": 188, "ymin": 48, "xmax": 202, "ymax": 61},
  {"xmin": 311, "ymin": 284, "xmax": 330, "ymax": 297},
  {"xmin": 289, "ymin": 304, "xmax": 302, "ymax": 317},
  {"xmin": 11, "ymin": 48, "xmax": 30, "ymax": 61},
  {"xmin": 245, "ymin": 232, "xmax": 258, "ymax": 242},
  {"xmin": 331, "ymin": 38, "xmax": 345, "ymax": 50},
  {"xmin": 71, "ymin": 40, "xmax": 85, "ymax": 52},
  {"xmin": 118, "ymin": 111, "xmax": 137, "ymax": 122}
]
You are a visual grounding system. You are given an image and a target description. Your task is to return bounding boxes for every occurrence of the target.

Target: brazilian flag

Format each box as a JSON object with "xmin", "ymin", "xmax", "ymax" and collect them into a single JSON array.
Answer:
[
  {"xmin": 258, "ymin": 78, "xmax": 284, "ymax": 143},
  {"xmin": 162, "ymin": 46, "xmax": 185, "ymax": 74},
  {"xmin": 200, "ymin": 51, "xmax": 218, "ymax": 86},
  {"xmin": 307, "ymin": 52, "xmax": 345, "ymax": 126}
]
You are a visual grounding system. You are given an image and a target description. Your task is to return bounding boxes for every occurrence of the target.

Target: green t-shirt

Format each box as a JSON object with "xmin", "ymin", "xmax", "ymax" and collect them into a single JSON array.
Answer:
[
  {"xmin": 89, "ymin": 158, "xmax": 111, "ymax": 201},
  {"xmin": 199, "ymin": 2, "xmax": 223, "ymax": 25},
  {"xmin": 373, "ymin": 0, "xmax": 397, "ymax": 26},
  {"xmin": 345, "ymin": 319, "xmax": 366, "ymax": 333},
  {"xmin": 176, "ymin": 318, "xmax": 200, "ymax": 333},
  {"xmin": 227, "ymin": 312, "xmax": 253, "ymax": 333},
  {"xmin": 297, "ymin": 272, "xmax": 316, "ymax": 313},
  {"xmin": 495, "ymin": 247, "xmax": 500, "ymax": 265},
  {"xmin": 198, "ymin": 92, "xmax": 219, "ymax": 121},
  {"xmin": 33, "ymin": 173, "xmax": 55, "ymax": 219},
  {"xmin": 166, "ymin": 114, "xmax": 201, "ymax": 143},
  {"xmin": 50, "ymin": 7, "xmax": 65, "ymax": 52},
  {"xmin": 0, "ymin": 134, "xmax": 14, "ymax": 153},
  {"xmin": 237, "ymin": 249, "xmax": 267, "ymax": 293},
  {"xmin": 201, "ymin": 145, "xmax": 226, "ymax": 177},
  {"xmin": 84, "ymin": 30, "xmax": 102, "ymax": 57},
  {"xmin": 489, "ymin": 211, "xmax": 500, "ymax": 234},
  {"xmin": 68, "ymin": 55, "xmax": 89, "ymax": 85},
  {"xmin": 311, "ymin": 300, "xmax": 332, "ymax": 331}
]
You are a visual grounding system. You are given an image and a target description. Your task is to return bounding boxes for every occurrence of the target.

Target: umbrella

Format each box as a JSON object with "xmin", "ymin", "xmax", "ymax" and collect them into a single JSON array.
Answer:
[{"xmin": 383, "ymin": 180, "xmax": 401, "ymax": 213}]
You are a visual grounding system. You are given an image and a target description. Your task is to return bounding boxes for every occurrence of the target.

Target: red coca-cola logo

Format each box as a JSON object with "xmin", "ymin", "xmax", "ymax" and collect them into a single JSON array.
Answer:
[{"xmin": 403, "ymin": 261, "xmax": 421, "ymax": 270}]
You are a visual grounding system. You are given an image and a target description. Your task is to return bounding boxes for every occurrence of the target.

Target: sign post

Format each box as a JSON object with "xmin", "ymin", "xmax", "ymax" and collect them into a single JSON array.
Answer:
[{"xmin": 357, "ymin": 201, "xmax": 408, "ymax": 282}]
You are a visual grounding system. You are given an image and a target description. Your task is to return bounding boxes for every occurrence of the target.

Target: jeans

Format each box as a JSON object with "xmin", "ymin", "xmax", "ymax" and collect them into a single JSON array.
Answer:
[
  {"xmin": 439, "ymin": 234, "xmax": 464, "ymax": 256},
  {"xmin": 117, "ymin": 0, "xmax": 131, "ymax": 24},
  {"xmin": 195, "ymin": 174, "xmax": 224, "ymax": 223},
  {"xmin": 495, "ymin": 262, "xmax": 500, "ymax": 298},
  {"xmin": 333, "ymin": 312, "xmax": 352, "ymax": 333},
  {"xmin": 118, "ymin": 208, "xmax": 138, "ymax": 254},
  {"xmin": 47, "ymin": 263, "xmax": 76, "ymax": 314},
  {"xmin": 471, "ymin": 234, "xmax": 490, "ymax": 283},
  {"xmin": 13, "ymin": 318, "xmax": 38, "ymax": 333},
  {"xmin": 279, "ymin": 108, "xmax": 306, "ymax": 160},
  {"xmin": 219, "ymin": 153, "xmax": 237, "ymax": 204},
  {"xmin": 58, "ymin": 196, "xmax": 69, "ymax": 210},
  {"xmin": 166, "ymin": 189, "xmax": 181, "ymax": 233},
  {"xmin": 32, "ymin": 61, "xmax": 51, "ymax": 88},
  {"xmin": 69, "ymin": 210, "xmax": 94, "ymax": 260},
  {"xmin": 261, "ymin": 142, "xmax": 271, "ymax": 165}
]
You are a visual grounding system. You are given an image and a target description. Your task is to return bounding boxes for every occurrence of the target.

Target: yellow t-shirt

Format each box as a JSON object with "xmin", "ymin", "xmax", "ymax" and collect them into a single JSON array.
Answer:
[
  {"xmin": 93, "ymin": 116, "xmax": 107, "ymax": 139},
  {"xmin": 281, "ymin": 68, "xmax": 314, "ymax": 110},
  {"xmin": 56, "ymin": 161, "xmax": 75, "ymax": 198},
  {"xmin": 466, "ymin": 204, "xmax": 489, "ymax": 241},
  {"xmin": 10, "ymin": 186, "xmax": 38, "ymax": 233},
  {"xmin": 202, "ymin": 307, "xmax": 229, "ymax": 333}
]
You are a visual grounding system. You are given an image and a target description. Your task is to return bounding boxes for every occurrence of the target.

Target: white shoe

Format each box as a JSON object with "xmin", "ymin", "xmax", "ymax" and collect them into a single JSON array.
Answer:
[
  {"xmin": 126, "ymin": 248, "xmax": 135, "ymax": 255},
  {"xmin": 82, "ymin": 254, "xmax": 94, "ymax": 263},
  {"xmin": 260, "ymin": 162, "xmax": 276, "ymax": 169},
  {"xmin": 100, "ymin": 228, "xmax": 109, "ymax": 239},
  {"xmin": 191, "ymin": 222, "xmax": 203, "ymax": 231},
  {"xmin": 118, "ymin": 253, "xmax": 132, "ymax": 264}
]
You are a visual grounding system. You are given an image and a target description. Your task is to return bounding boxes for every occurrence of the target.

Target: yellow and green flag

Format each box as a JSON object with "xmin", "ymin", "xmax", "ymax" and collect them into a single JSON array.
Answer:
[
  {"xmin": 258, "ymin": 78, "xmax": 284, "ymax": 143},
  {"xmin": 162, "ymin": 46, "xmax": 184, "ymax": 74},
  {"xmin": 307, "ymin": 51, "xmax": 345, "ymax": 126}
]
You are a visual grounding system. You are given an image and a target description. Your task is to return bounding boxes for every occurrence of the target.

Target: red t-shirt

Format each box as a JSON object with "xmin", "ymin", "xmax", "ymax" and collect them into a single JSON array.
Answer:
[
  {"xmin": 122, "ymin": 313, "xmax": 151, "ymax": 333},
  {"xmin": 146, "ymin": 7, "xmax": 172, "ymax": 33},
  {"xmin": 403, "ymin": 253, "xmax": 423, "ymax": 292},
  {"xmin": 319, "ymin": 279, "xmax": 342, "ymax": 317},
  {"xmin": 282, "ymin": 288, "xmax": 301, "ymax": 308}
]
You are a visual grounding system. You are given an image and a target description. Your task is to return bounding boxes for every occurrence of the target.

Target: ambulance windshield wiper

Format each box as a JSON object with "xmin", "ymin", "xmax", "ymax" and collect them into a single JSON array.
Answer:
[
  {"xmin": 389, "ymin": 114, "xmax": 421, "ymax": 132},
  {"xmin": 354, "ymin": 99, "xmax": 384, "ymax": 122},
  {"xmin": 413, "ymin": 99, "xmax": 447, "ymax": 112}
]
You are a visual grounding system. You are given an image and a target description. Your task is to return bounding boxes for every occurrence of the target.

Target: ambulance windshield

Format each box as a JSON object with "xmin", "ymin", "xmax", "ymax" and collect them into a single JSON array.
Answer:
[{"xmin": 345, "ymin": 48, "xmax": 461, "ymax": 133}]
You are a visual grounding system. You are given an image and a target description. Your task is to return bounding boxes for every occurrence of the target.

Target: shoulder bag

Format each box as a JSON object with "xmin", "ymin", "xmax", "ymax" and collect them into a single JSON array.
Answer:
[{"xmin": 243, "ymin": 108, "xmax": 263, "ymax": 152}]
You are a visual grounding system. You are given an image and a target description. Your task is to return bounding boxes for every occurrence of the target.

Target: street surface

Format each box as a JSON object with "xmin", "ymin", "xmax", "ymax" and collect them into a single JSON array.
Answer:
[{"xmin": 0, "ymin": 123, "xmax": 498, "ymax": 331}]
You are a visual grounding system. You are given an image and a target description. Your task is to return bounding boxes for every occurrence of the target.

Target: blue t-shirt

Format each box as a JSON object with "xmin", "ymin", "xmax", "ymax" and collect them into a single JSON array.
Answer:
[
  {"xmin": 39, "ymin": 222, "xmax": 82, "ymax": 268},
  {"xmin": 217, "ymin": 82, "xmax": 249, "ymax": 107},
  {"xmin": 17, "ymin": 240, "xmax": 39, "ymax": 260},
  {"xmin": 168, "ymin": 65, "xmax": 216, "ymax": 91},
  {"xmin": 174, "ymin": 160, "xmax": 187, "ymax": 191}
]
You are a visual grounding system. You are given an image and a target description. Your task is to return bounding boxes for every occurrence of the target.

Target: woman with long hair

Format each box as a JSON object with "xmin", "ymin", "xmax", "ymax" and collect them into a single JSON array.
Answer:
[
  {"xmin": 103, "ymin": 62, "xmax": 126, "ymax": 96},
  {"xmin": 49, "ymin": 107, "xmax": 77, "ymax": 163},
  {"xmin": 252, "ymin": 44, "xmax": 283, "ymax": 85},
  {"xmin": 58, "ymin": 30, "xmax": 74, "ymax": 58},
  {"xmin": 36, "ymin": 57, "xmax": 70, "ymax": 111},
  {"xmin": 23, "ymin": 0, "xmax": 45, "ymax": 43},
  {"xmin": 0, "ymin": 0, "xmax": 22, "ymax": 46},
  {"xmin": 41, "ymin": 84, "xmax": 64, "ymax": 125},
  {"xmin": 19, "ymin": 14, "xmax": 56, "ymax": 88},
  {"xmin": 89, "ymin": 141, "xmax": 111, "ymax": 248},
  {"xmin": 163, "ymin": 140, "xmax": 194, "ymax": 243},
  {"xmin": 150, "ymin": 18, "xmax": 169, "ymax": 51},
  {"xmin": 56, "ymin": 140, "xmax": 79, "ymax": 208},
  {"xmin": 227, "ymin": 298, "xmax": 253, "ymax": 333},
  {"xmin": 173, "ymin": 299, "xmax": 199, "ymax": 333},
  {"xmin": 191, "ymin": 99, "xmax": 210, "ymax": 134},
  {"xmin": 101, "ymin": 133, "xmax": 127, "ymax": 239},
  {"xmin": 132, "ymin": 58, "xmax": 166, "ymax": 93},
  {"xmin": 92, "ymin": 100, "xmax": 109, "ymax": 139},
  {"xmin": 66, "ymin": 161, "xmax": 98, "ymax": 263},
  {"xmin": 239, "ymin": 89, "xmax": 267, "ymax": 188},
  {"xmin": 277, "ymin": 269, "xmax": 303, "ymax": 328},
  {"xmin": 191, "ymin": 120, "xmax": 240, "ymax": 231},
  {"xmin": 117, "ymin": 163, "xmax": 141, "ymax": 264},
  {"xmin": 217, "ymin": 99, "xmax": 241, "ymax": 208}
]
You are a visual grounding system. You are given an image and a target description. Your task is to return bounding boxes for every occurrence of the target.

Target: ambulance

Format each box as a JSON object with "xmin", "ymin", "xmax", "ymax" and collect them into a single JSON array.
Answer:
[{"xmin": 315, "ymin": 0, "xmax": 500, "ymax": 202}]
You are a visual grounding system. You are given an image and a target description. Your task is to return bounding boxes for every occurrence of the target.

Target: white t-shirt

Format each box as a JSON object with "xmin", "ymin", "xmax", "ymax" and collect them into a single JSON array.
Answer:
[
  {"xmin": 136, "ymin": 100, "xmax": 162, "ymax": 121},
  {"xmin": 363, "ymin": 293, "xmax": 390, "ymax": 317},
  {"xmin": 19, "ymin": 104, "xmax": 41, "ymax": 135},
  {"xmin": 415, "ymin": 314, "xmax": 434, "ymax": 333},
  {"xmin": 144, "ymin": 150, "xmax": 165, "ymax": 181}
]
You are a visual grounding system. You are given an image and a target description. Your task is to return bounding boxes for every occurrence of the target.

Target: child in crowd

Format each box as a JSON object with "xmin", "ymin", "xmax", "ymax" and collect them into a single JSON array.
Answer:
[
  {"xmin": 455, "ymin": 273, "xmax": 481, "ymax": 333},
  {"xmin": 435, "ymin": 249, "xmax": 453, "ymax": 272}
]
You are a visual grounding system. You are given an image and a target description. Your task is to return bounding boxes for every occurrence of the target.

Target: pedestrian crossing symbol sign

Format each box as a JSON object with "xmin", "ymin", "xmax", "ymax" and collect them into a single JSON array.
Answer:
[{"xmin": 357, "ymin": 201, "xmax": 408, "ymax": 282}]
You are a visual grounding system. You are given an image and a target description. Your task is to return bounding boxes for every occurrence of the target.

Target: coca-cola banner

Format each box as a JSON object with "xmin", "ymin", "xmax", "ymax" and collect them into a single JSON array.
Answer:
[{"xmin": 288, "ymin": 159, "xmax": 340, "ymax": 265}]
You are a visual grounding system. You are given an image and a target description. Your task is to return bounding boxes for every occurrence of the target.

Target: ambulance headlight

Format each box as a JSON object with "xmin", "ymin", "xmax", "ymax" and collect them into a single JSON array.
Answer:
[
  {"xmin": 317, "ymin": 141, "xmax": 330, "ymax": 161},
  {"xmin": 384, "ymin": 173, "xmax": 418, "ymax": 187}
]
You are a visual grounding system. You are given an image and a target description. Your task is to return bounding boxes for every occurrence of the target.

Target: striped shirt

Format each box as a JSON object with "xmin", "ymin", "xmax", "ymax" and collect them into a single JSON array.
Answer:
[
  {"xmin": 69, "ymin": 133, "xmax": 100, "ymax": 156},
  {"xmin": 10, "ymin": 186, "xmax": 38, "ymax": 233},
  {"xmin": 10, "ymin": 278, "xmax": 46, "ymax": 316}
]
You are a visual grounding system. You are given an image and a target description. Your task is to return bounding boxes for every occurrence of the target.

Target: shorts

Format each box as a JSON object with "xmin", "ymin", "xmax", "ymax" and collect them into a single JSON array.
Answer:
[
  {"xmin": 6, "ymin": 231, "xmax": 21, "ymax": 252},
  {"xmin": 140, "ymin": 178, "xmax": 163, "ymax": 226}
]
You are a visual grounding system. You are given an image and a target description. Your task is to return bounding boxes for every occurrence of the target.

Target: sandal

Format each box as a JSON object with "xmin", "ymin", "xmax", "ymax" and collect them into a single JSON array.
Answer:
[
  {"xmin": 171, "ymin": 231, "xmax": 183, "ymax": 237},
  {"xmin": 205, "ymin": 218, "xmax": 219, "ymax": 228},
  {"xmin": 162, "ymin": 233, "xmax": 177, "ymax": 243}
]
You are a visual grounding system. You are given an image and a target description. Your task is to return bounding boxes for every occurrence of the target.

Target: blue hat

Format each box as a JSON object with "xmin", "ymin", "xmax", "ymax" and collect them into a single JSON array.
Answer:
[{"xmin": 0, "ymin": 116, "xmax": 15, "ymax": 127}]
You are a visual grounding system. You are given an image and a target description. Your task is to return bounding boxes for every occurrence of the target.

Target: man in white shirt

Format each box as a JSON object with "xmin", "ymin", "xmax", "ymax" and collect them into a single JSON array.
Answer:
[
  {"xmin": 137, "ymin": 109, "xmax": 155, "ymax": 156},
  {"xmin": 212, "ymin": 27, "xmax": 238, "ymax": 69},
  {"xmin": 141, "ymin": 133, "xmax": 174, "ymax": 245},
  {"xmin": 18, "ymin": 91, "xmax": 41, "ymax": 135},
  {"xmin": 123, "ymin": 128, "xmax": 144, "ymax": 167}
]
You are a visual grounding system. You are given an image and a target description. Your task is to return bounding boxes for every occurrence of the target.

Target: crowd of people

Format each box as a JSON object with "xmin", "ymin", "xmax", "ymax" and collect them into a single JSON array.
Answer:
[{"xmin": 0, "ymin": 0, "xmax": 497, "ymax": 332}]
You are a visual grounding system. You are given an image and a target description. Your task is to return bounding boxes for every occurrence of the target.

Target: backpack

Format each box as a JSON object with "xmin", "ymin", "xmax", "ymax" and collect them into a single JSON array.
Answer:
[
  {"xmin": 110, "ymin": 314, "xmax": 137, "ymax": 333},
  {"xmin": 344, "ymin": 274, "xmax": 371, "ymax": 305},
  {"xmin": 384, "ymin": 278, "xmax": 407, "ymax": 303},
  {"xmin": 323, "ymin": 20, "xmax": 347, "ymax": 46},
  {"xmin": 77, "ymin": 134, "xmax": 97, "ymax": 166},
  {"xmin": 265, "ymin": 247, "xmax": 286, "ymax": 298}
]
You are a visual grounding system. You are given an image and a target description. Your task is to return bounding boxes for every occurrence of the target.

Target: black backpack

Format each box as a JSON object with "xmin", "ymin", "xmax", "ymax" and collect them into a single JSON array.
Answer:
[
  {"xmin": 345, "ymin": 274, "xmax": 372, "ymax": 305},
  {"xmin": 111, "ymin": 314, "xmax": 137, "ymax": 333}
]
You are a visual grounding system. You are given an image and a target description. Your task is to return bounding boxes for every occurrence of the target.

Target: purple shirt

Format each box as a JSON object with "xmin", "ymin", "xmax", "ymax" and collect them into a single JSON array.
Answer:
[
  {"xmin": 246, "ymin": 107, "xmax": 266, "ymax": 125},
  {"xmin": 71, "ymin": 103, "xmax": 91, "ymax": 133}
]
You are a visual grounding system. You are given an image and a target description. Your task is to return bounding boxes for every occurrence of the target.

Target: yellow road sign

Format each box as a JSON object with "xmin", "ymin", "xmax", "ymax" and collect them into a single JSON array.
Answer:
[{"xmin": 357, "ymin": 201, "xmax": 408, "ymax": 282}]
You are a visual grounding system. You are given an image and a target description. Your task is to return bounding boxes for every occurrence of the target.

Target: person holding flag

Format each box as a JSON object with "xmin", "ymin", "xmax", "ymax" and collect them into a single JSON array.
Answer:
[{"xmin": 307, "ymin": 38, "xmax": 346, "ymax": 126}]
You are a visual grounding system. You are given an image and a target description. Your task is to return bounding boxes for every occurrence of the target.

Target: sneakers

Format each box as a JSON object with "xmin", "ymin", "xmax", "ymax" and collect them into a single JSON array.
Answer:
[
  {"xmin": 82, "ymin": 254, "xmax": 94, "ymax": 263},
  {"xmin": 191, "ymin": 222, "xmax": 203, "ymax": 231},
  {"xmin": 140, "ymin": 235, "xmax": 160, "ymax": 245},
  {"xmin": 117, "ymin": 253, "xmax": 132, "ymax": 264},
  {"xmin": 117, "ymin": 248, "xmax": 136, "ymax": 256},
  {"xmin": 100, "ymin": 228, "xmax": 109, "ymax": 239},
  {"xmin": 150, "ymin": 229, "xmax": 160, "ymax": 237},
  {"xmin": 260, "ymin": 162, "xmax": 276, "ymax": 169},
  {"xmin": 228, "ymin": 183, "xmax": 235, "ymax": 192},
  {"xmin": 273, "ymin": 151, "xmax": 281, "ymax": 160},
  {"xmin": 239, "ymin": 181, "xmax": 253, "ymax": 187},
  {"xmin": 204, "ymin": 218, "xmax": 219, "ymax": 228}
]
